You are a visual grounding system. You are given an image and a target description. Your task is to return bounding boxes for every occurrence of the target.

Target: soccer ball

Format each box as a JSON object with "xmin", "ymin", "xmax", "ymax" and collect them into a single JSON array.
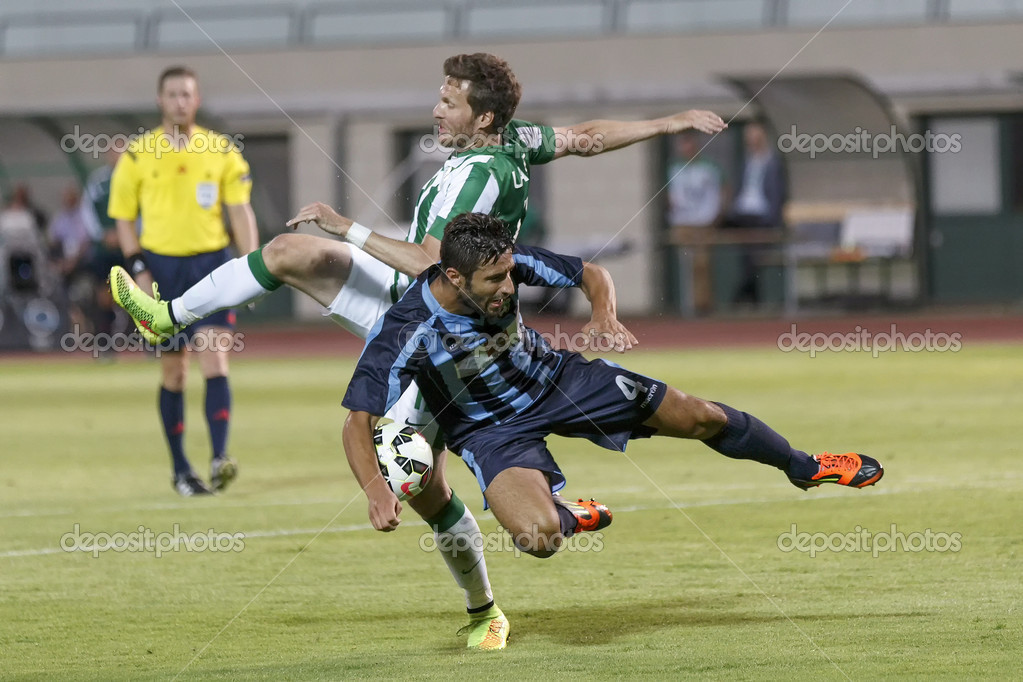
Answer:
[{"xmin": 374, "ymin": 422, "xmax": 434, "ymax": 501}]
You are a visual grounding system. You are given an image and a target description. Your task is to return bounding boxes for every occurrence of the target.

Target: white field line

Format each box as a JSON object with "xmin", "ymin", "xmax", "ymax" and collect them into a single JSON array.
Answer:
[
  {"xmin": 2, "ymin": 484, "xmax": 920, "ymax": 559},
  {"xmin": 5, "ymin": 472, "xmax": 1010, "ymax": 520}
]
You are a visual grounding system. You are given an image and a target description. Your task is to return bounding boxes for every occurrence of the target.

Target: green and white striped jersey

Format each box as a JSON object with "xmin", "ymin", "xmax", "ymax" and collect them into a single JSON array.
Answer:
[
  {"xmin": 385, "ymin": 120, "xmax": 557, "ymax": 303},
  {"xmin": 407, "ymin": 119, "xmax": 557, "ymax": 245}
]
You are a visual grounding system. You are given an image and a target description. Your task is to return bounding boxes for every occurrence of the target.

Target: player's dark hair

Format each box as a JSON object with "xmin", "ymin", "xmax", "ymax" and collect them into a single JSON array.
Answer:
[
  {"xmin": 443, "ymin": 53, "xmax": 521, "ymax": 133},
  {"xmin": 158, "ymin": 66, "xmax": 198, "ymax": 92},
  {"xmin": 440, "ymin": 213, "xmax": 514, "ymax": 278}
]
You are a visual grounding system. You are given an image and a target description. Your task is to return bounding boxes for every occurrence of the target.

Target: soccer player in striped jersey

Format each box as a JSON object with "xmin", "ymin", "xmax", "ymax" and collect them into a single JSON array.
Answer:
[
  {"xmin": 343, "ymin": 211, "xmax": 884, "ymax": 562},
  {"xmin": 110, "ymin": 52, "xmax": 723, "ymax": 650}
]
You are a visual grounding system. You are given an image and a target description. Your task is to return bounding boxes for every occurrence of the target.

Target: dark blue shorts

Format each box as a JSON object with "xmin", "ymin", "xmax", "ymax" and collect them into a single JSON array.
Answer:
[
  {"xmin": 143, "ymin": 248, "xmax": 235, "ymax": 346},
  {"xmin": 455, "ymin": 354, "xmax": 667, "ymax": 504}
]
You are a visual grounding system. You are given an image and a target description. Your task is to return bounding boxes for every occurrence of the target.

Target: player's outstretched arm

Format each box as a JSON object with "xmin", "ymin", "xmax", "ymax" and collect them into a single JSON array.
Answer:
[
  {"xmin": 342, "ymin": 410, "xmax": 402, "ymax": 531},
  {"xmin": 551, "ymin": 110, "xmax": 726, "ymax": 159},
  {"xmin": 578, "ymin": 261, "xmax": 638, "ymax": 352},
  {"xmin": 286, "ymin": 202, "xmax": 440, "ymax": 277}
]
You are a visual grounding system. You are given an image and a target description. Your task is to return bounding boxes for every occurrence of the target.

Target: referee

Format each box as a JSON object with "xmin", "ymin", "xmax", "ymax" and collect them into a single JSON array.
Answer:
[{"xmin": 109, "ymin": 66, "xmax": 258, "ymax": 496}]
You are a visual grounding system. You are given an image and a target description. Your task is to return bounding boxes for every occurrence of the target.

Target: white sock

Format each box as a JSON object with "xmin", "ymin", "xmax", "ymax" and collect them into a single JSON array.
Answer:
[
  {"xmin": 432, "ymin": 496, "xmax": 494, "ymax": 611},
  {"xmin": 171, "ymin": 253, "xmax": 276, "ymax": 326}
]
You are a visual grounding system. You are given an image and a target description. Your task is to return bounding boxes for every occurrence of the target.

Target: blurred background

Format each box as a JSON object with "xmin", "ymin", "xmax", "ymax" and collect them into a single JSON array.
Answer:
[{"xmin": 1, "ymin": 0, "xmax": 1021, "ymax": 350}]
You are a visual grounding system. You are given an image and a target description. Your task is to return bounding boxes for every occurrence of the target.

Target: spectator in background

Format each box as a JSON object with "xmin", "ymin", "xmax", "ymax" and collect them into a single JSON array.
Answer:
[
  {"xmin": 48, "ymin": 184, "xmax": 103, "ymax": 333},
  {"xmin": 82, "ymin": 148, "xmax": 127, "ymax": 340},
  {"xmin": 1, "ymin": 184, "xmax": 42, "ymax": 237},
  {"xmin": 1, "ymin": 185, "xmax": 48, "ymax": 294},
  {"xmin": 11, "ymin": 184, "xmax": 49, "ymax": 238},
  {"xmin": 722, "ymin": 121, "xmax": 787, "ymax": 305},
  {"xmin": 666, "ymin": 131, "xmax": 727, "ymax": 315},
  {"xmin": 84, "ymin": 148, "xmax": 123, "ymax": 233},
  {"xmin": 49, "ymin": 185, "xmax": 99, "ymax": 272}
]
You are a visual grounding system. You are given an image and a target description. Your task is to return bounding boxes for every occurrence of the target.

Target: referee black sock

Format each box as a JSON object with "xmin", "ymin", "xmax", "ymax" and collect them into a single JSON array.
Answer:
[
  {"xmin": 703, "ymin": 402, "xmax": 818, "ymax": 479},
  {"xmin": 159, "ymin": 387, "xmax": 191, "ymax": 477},
  {"xmin": 204, "ymin": 376, "xmax": 231, "ymax": 460}
]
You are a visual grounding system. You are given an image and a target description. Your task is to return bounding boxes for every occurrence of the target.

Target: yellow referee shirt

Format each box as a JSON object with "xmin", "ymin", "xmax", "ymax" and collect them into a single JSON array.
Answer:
[{"xmin": 108, "ymin": 126, "xmax": 252, "ymax": 256}]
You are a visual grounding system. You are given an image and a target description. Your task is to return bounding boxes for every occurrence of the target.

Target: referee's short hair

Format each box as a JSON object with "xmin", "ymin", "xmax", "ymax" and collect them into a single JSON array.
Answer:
[
  {"xmin": 440, "ymin": 213, "xmax": 514, "ymax": 278},
  {"xmin": 158, "ymin": 66, "xmax": 198, "ymax": 92}
]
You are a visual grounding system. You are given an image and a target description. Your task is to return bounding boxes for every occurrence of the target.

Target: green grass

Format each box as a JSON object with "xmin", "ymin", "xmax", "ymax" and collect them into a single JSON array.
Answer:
[{"xmin": 2, "ymin": 343, "xmax": 1022, "ymax": 680}]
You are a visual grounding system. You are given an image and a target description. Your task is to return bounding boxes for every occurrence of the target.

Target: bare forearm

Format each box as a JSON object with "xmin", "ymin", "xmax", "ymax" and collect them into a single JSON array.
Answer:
[
  {"xmin": 568, "ymin": 118, "xmax": 668, "ymax": 157},
  {"xmin": 344, "ymin": 411, "xmax": 403, "ymax": 531},
  {"xmin": 578, "ymin": 261, "xmax": 637, "ymax": 352},
  {"xmin": 580, "ymin": 261, "xmax": 617, "ymax": 320},
  {"xmin": 555, "ymin": 110, "xmax": 726, "ymax": 159},
  {"xmin": 342, "ymin": 411, "xmax": 389, "ymax": 496},
  {"xmin": 360, "ymin": 232, "xmax": 438, "ymax": 277},
  {"xmin": 115, "ymin": 219, "xmax": 141, "ymax": 256},
  {"xmin": 286, "ymin": 202, "xmax": 438, "ymax": 277},
  {"xmin": 227, "ymin": 204, "xmax": 259, "ymax": 255}
]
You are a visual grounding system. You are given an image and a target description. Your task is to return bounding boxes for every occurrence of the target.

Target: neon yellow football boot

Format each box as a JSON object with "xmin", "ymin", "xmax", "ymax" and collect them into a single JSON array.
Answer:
[
  {"xmin": 109, "ymin": 265, "xmax": 178, "ymax": 344},
  {"xmin": 457, "ymin": 604, "xmax": 509, "ymax": 651}
]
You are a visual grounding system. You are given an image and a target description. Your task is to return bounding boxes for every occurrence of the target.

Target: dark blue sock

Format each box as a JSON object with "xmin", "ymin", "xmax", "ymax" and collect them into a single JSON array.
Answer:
[
  {"xmin": 158, "ymin": 387, "xmax": 191, "ymax": 477},
  {"xmin": 703, "ymin": 402, "xmax": 818, "ymax": 479},
  {"xmin": 205, "ymin": 375, "xmax": 231, "ymax": 460},
  {"xmin": 555, "ymin": 505, "xmax": 578, "ymax": 538}
]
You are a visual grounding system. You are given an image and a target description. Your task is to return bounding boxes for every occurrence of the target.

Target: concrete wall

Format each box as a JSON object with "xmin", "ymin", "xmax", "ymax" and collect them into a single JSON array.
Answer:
[{"xmin": 4, "ymin": 23, "xmax": 1022, "ymax": 116}]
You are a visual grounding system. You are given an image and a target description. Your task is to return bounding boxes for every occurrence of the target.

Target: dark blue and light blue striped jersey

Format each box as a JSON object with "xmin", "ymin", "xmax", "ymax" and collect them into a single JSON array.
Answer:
[{"xmin": 342, "ymin": 244, "xmax": 584, "ymax": 449}]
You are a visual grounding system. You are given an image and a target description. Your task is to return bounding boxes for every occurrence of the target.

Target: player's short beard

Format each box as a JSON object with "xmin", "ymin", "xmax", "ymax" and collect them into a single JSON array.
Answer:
[{"xmin": 459, "ymin": 283, "xmax": 507, "ymax": 321}]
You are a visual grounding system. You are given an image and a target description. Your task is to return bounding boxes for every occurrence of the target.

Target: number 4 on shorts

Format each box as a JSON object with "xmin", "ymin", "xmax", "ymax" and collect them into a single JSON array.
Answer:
[{"xmin": 615, "ymin": 375, "xmax": 639, "ymax": 400}]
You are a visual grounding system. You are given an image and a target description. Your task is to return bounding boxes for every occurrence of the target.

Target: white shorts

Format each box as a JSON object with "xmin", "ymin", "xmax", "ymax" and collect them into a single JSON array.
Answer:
[
  {"xmin": 384, "ymin": 380, "xmax": 443, "ymax": 450},
  {"xmin": 325, "ymin": 245, "xmax": 411, "ymax": 338},
  {"xmin": 325, "ymin": 246, "xmax": 439, "ymax": 447}
]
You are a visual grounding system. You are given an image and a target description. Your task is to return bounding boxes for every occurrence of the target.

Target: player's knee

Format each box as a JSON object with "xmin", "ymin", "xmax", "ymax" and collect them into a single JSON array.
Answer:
[
  {"xmin": 262, "ymin": 234, "xmax": 305, "ymax": 279},
  {"xmin": 161, "ymin": 360, "xmax": 187, "ymax": 391},
  {"xmin": 507, "ymin": 512, "xmax": 563, "ymax": 559}
]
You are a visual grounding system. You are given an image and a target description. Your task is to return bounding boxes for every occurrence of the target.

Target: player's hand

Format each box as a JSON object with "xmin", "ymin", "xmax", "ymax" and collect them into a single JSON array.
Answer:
[
  {"xmin": 667, "ymin": 110, "xmax": 727, "ymax": 135},
  {"xmin": 285, "ymin": 202, "xmax": 353, "ymax": 237},
  {"xmin": 580, "ymin": 317, "xmax": 638, "ymax": 353},
  {"xmin": 367, "ymin": 488, "xmax": 402, "ymax": 532}
]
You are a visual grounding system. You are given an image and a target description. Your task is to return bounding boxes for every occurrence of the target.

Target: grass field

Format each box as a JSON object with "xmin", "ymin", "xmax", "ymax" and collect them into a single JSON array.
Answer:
[{"xmin": 2, "ymin": 342, "xmax": 1022, "ymax": 680}]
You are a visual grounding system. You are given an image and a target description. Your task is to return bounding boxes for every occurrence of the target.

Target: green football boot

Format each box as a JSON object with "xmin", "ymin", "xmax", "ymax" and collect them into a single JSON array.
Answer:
[
  {"xmin": 109, "ymin": 265, "xmax": 178, "ymax": 344},
  {"xmin": 457, "ymin": 604, "xmax": 509, "ymax": 651}
]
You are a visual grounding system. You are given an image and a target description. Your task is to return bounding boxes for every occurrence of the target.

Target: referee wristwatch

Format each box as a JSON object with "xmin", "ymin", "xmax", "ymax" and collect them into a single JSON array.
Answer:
[{"xmin": 126, "ymin": 253, "xmax": 149, "ymax": 276}]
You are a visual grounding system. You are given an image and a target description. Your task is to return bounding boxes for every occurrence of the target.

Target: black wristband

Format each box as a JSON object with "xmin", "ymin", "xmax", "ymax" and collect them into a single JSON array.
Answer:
[{"xmin": 126, "ymin": 253, "xmax": 148, "ymax": 276}]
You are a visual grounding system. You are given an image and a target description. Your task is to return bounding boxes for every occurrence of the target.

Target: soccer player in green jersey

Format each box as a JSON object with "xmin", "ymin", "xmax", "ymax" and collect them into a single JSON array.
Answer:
[{"xmin": 111, "ymin": 53, "xmax": 725, "ymax": 650}]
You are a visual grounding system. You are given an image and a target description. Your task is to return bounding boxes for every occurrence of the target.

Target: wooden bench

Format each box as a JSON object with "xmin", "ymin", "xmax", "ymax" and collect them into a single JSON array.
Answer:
[{"xmin": 667, "ymin": 202, "xmax": 916, "ymax": 314}]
